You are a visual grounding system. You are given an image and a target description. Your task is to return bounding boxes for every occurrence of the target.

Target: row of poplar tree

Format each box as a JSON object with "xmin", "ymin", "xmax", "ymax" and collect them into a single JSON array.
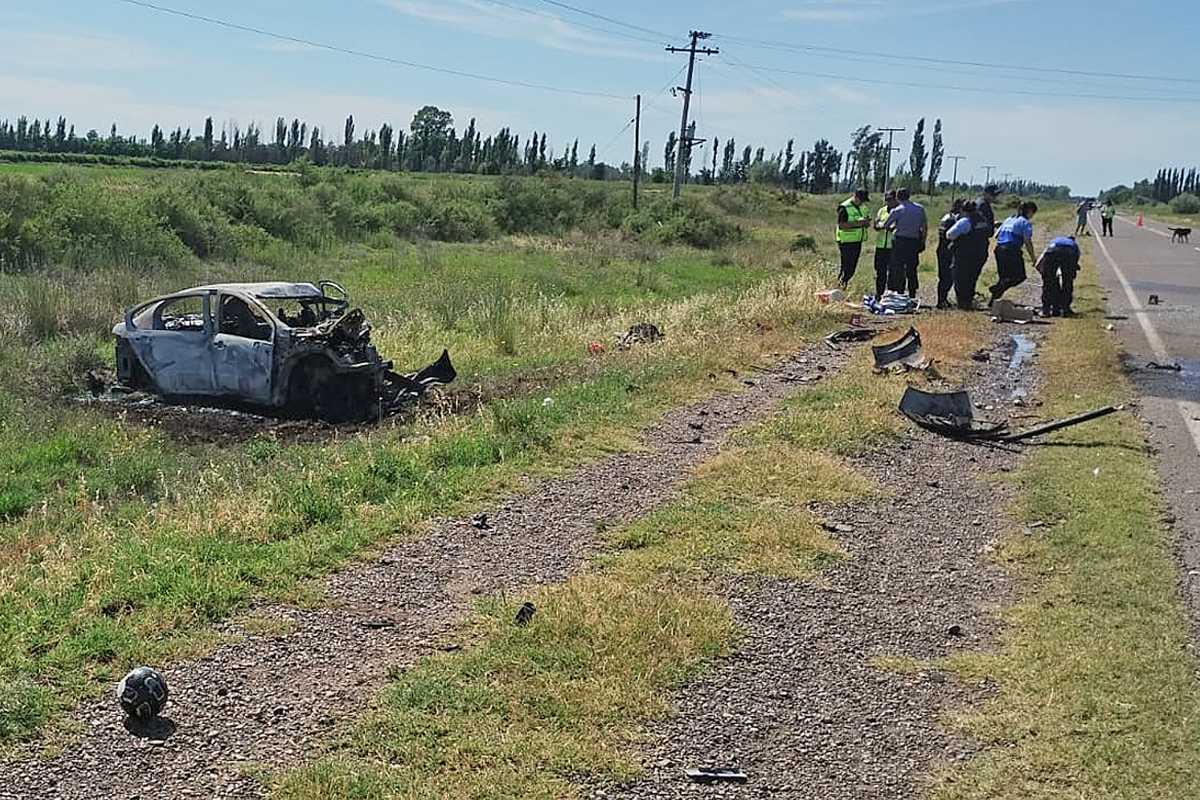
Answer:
[
  {"xmin": 1149, "ymin": 168, "xmax": 1200, "ymax": 203},
  {"xmin": 0, "ymin": 107, "xmax": 1067, "ymax": 196}
]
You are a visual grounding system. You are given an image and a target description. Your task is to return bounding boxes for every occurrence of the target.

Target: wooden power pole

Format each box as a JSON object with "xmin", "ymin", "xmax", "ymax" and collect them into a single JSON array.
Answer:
[
  {"xmin": 632, "ymin": 94, "xmax": 641, "ymax": 209},
  {"xmin": 876, "ymin": 126, "xmax": 905, "ymax": 193},
  {"xmin": 667, "ymin": 31, "xmax": 718, "ymax": 200}
]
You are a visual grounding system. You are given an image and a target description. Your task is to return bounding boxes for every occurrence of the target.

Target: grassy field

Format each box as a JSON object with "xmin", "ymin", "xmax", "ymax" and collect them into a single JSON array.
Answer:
[
  {"xmin": 0, "ymin": 165, "xmax": 885, "ymax": 745},
  {"xmin": 934, "ymin": 242, "xmax": 1200, "ymax": 798}
]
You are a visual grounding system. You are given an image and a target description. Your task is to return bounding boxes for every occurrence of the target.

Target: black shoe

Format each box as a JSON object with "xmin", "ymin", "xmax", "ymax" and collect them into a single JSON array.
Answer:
[
  {"xmin": 936, "ymin": 300, "xmax": 949, "ymax": 310},
  {"xmin": 1042, "ymin": 307, "xmax": 1053, "ymax": 317},
  {"xmin": 1061, "ymin": 308, "xmax": 1075, "ymax": 318}
]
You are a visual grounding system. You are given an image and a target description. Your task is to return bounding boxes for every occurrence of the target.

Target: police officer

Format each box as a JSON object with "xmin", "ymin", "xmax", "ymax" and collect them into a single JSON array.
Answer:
[
  {"xmin": 1100, "ymin": 201, "xmax": 1115, "ymax": 237},
  {"xmin": 945, "ymin": 200, "xmax": 990, "ymax": 310},
  {"xmin": 872, "ymin": 190, "xmax": 898, "ymax": 299},
  {"xmin": 1036, "ymin": 235, "xmax": 1081, "ymax": 317},
  {"xmin": 936, "ymin": 198, "xmax": 964, "ymax": 309},
  {"xmin": 883, "ymin": 187, "xmax": 927, "ymax": 297},
  {"xmin": 836, "ymin": 188, "xmax": 871, "ymax": 289},
  {"xmin": 990, "ymin": 201, "xmax": 1039, "ymax": 302}
]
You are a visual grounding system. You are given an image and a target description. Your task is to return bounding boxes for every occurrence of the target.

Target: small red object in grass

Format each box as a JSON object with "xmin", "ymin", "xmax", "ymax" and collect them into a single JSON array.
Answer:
[{"xmin": 588, "ymin": 341, "xmax": 605, "ymax": 355}]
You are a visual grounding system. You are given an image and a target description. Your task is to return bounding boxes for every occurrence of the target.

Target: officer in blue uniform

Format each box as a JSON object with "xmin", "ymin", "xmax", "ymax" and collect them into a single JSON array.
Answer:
[{"xmin": 1035, "ymin": 235, "xmax": 1081, "ymax": 317}]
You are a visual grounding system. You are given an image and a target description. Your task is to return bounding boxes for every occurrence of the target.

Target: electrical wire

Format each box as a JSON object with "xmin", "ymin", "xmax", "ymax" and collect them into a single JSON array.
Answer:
[
  {"xmin": 116, "ymin": 0, "xmax": 629, "ymax": 100},
  {"xmin": 722, "ymin": 60, "xmax": 1200, "ymax": 104},
  {"xmin": 597, "ymin": 63, "xmax": 686, "ymax": 159},
  {"xmin": 713, "ymin": 32, "xmax": 1200, "ymax": 85},
  {"xmin": 533, "ymin": 0, "xmax": 674, "ymax": 41},
  {"xmin": 474, "ymin": 0, "xmax": 666, "ymax": 47}
]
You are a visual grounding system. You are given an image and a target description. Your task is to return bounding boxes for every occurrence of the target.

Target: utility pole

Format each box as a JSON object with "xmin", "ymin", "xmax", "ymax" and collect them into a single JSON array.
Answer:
[
  {"xmin": 632, "ymin": 94, "xmax": 641, "ymax": 210},
  {"xmin": 948, "ymin": 155, "xmax": 966, "ymax": 199},
  {"xmin": 983, "ymin": 165, "xmax": 997, "ymax": 186},
  {"xmin": 667, "ymin": 31, "xmax": 718, "ymax": 200},
  {"xmin": 876, "ymin": 126, "xmax": 904, "ymax": 193},
  {"xmin": 1002, "ymin": 172, "xmax": 1012, "ymax": 191}
]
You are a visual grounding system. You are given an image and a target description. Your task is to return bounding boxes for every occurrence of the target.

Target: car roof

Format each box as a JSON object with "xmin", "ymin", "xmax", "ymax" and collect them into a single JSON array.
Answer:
[{"xmin": 181, "ymin": 282, "xmax": 325, "ymax": 300}]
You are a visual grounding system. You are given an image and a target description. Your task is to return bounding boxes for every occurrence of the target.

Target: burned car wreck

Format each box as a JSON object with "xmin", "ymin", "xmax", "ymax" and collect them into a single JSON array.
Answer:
[{"xmin": 113, "ymin": 281, "xmax": 455, "ymax": 421}]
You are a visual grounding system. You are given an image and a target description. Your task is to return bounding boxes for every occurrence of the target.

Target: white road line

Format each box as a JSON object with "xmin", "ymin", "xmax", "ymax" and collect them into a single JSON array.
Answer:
[
  {"xmin": 1115, "ymin": 214, "xmax": 1170, "ymax": 237},
  {"xmin": 1092, "ymin": 221, "xmax": 1200, "ymax": 457}
]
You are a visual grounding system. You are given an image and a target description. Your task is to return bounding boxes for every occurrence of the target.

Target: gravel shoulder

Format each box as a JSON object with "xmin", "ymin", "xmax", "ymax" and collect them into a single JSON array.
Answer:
[
  {"xmin": 0, "ymin": 333, "xmax": 867, "ymax": 800},
  {"xmin": 596, "ymin": 316, "xmax": 1050, "ymax": 800}
]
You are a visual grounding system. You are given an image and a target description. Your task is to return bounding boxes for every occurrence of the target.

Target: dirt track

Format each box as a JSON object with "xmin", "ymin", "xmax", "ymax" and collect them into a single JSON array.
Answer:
[{"xmin": 597, "ymin": 322, "xmax": 1045, "ymax": 799}]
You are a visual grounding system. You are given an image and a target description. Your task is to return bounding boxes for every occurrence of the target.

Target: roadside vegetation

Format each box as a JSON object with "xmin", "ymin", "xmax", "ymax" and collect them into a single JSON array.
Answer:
[
  {"xmin": 0, "ymin": 165, "xmax": 853, "ymax": 745},
  {"xmin": 935, "ymin": 246, "xmax": 1200, "ymax": 798}
]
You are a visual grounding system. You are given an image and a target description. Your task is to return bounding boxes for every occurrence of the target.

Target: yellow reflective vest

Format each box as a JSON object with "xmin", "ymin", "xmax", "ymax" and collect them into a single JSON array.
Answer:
[
  {"xmin": 875, "ymin": 206, "xmax": 894, "ymax": 249},
  {"xmin": 836, "ymin": 198, "xmax": 867, "ymax": 244}
]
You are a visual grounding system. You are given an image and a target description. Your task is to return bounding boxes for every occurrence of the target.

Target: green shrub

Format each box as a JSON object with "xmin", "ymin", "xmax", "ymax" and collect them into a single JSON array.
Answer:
[
  {"xmin": 623, "ymin": 198, "xmax": 743, "ymax": 249},
  {"xmin": 790, "ymin": 234, "xmax": 817, "ymax": 253},
  {"xmin": 1170, "ymin": 193, "xmax": 1200, "ymax": 214},
  {"xmin": 424, "ymin": 197, "xmax": 495, "ymax": 242}
]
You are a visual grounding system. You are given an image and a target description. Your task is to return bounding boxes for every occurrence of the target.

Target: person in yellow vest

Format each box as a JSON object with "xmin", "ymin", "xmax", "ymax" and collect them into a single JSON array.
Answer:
[
  {"xmin": 836, "ymin": 188, "xmax": 871, "ymax": 288},
  {"xmin": 872, "ymin": 189, "xmax": 898, "ymax": 298},
  {"xmin": 1100, "ymin": 201, "xmax": 1115, "ymax": 237}
]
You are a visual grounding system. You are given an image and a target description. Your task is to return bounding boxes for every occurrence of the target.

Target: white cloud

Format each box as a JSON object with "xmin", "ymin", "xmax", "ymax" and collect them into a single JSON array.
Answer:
[
  {"xmin": 784, "ymin": 0, "xmax": 1026, "ymax": 22},
  {"xmin": 380, "ymin": 0, "xmax": 665, "ymax": 62},
  {"xmin": 0, "ymin": 30, "xmax": 162, "ymax": 71}
]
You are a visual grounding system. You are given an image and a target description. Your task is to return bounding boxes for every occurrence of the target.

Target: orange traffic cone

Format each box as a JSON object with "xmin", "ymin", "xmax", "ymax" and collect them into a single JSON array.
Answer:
[{"xmin": 1137, "ymin": 212, "xmax": 1145, "ymax": 227}]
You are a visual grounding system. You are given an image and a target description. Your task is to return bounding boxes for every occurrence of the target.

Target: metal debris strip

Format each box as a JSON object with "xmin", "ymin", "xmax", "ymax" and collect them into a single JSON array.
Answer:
[
  {"xmin": 872, "ymin": 327, "xmax": 927, "ymax": 371},
  {"xmin": 1148, "ymin": 294, "xmax": 1161, "ymax": 306},
  {"xmin": 1145, "ymin": 361, "xmax": 1184, "ymax": 372},
  {"xmin": 685, "ymin": 768, "xmax": 748, "ymax": 785},
  {"xmin": 825, "ymin": 328, "xmax": 878, "ymax": 349},
  {"xmin": 900, "ymin": 386, "xmax": 1122, "ymax": 443}
]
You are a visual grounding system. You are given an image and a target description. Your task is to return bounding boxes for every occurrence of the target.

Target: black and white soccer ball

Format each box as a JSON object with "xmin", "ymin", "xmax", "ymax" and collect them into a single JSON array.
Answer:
[{"xmin": 116, "ymin": 667, "xmax": 169, "ymax": 719}]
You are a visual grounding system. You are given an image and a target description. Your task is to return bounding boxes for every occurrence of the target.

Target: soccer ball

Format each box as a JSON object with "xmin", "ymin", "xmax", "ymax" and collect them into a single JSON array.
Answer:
[{"xmin": 116, "ymin": 667, "xmax": 169, "ymax": 719}]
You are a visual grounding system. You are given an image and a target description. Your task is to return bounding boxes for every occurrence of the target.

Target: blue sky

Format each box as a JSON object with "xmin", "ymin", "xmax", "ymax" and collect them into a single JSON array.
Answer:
[{"xmin": 3, "ymin": 0, "xmax": 1198, "ymax": 192}]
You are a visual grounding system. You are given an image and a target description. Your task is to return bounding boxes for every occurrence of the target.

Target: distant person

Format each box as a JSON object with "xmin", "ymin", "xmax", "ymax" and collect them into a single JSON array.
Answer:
[
  {"xmin": 872, "ymin": 190, "xmax": 899, "ymax": 298},
  {"xmin": 1035, "ymin": 235, "xmax": 1081, "ymax": 317},
  {"xmin": 1100, "ymin": 201, "xmax": 1115, "ymax": 237},
  {"xmin": 936, "ymin": 198, "xmax": 964, "ymax": 309},
  {"xmin": 990, "ymin": 201, "xmax": 1039, "ymax": 302},
  {"xmin": 836, "ymin": 188, "xmax": 871, "ymax": 289},
  {"xmin": 883, "ymin": 187, "xmax": 928, "ymax": 297},
  {"xmin": 1074, "ymin": 199, "xmax": 1090, "ymax": 236},
  {"xmin": 946, "ymin": 200, "xmax": 990, "ymax": 310}
]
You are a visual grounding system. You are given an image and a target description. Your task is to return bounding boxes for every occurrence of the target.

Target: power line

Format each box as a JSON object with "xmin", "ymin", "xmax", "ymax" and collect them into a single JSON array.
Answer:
[
  {"xmin": 475, "ymin": 0, "xmax": 665, "ymax": 46},
  {"xmin": 713, "ymin": 32, "xmax": 1200, "ymax": 85},
  {"xmin": 117, "ymin": 0, "xmax": 629, "ymax": 100},
  {"xmin": 597, "ymin": 63, "xmax": 687, "ymax": 159},
  {"xmin": 721, "ymin": 61, "xmax": 1200, "ymax": 104},
  {"xmin": 533, "ymin": 0, "xmax": 674, "ymax": 41}
]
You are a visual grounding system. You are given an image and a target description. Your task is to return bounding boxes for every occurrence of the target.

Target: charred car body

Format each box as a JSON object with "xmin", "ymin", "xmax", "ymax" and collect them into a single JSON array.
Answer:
[{"xmin": 113, "ymin": 281, "xmax": 455, "ymax": 421}]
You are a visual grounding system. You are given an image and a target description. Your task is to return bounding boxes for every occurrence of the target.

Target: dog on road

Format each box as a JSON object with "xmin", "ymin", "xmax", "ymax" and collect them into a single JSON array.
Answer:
[{"xmin": 1169, "ymin": 227, "xmax": 1192, "ymax": 243}]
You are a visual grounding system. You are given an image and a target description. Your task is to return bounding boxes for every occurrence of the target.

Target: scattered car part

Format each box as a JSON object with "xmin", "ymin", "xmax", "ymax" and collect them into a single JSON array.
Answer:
[
  {"xmin": 900, "ymin": 387, "xmax": 1122, "ymax": 443},
  {"xmin": 1148, "ymin": 294, "xmax": 1161, "ymax": 306},
  {"xmin": 1145, "ymin": 361, "xmax": 1183, "ymax": 372},
  {"xmin": 686, "ymin": 768, "xmax": 748, "ymax": 785},
  {"xmin": 116, "ymin": 667, "xmax": 169, "ymax": 720},
  {"xmin": 514, "ymin": 602, "xmax": 536, "ymax": 626},
  {"xmin": 872, "ymin": 327, "xmax": 926, "ymax": 371},
  {"xmin": 112, "ymin": 281, "xmax": 454, "ymax": 422},
  {"xmin": 970, "ymin": 349, "xmax": 991, "ymax": 363},
  {"xmin": 1104, "ymin": 314, "xmax": 1129, "ymax": 321},
  {"xmin": 825, "ymin": 328, "xmax": 878, "ymax": 347},
  {"xmin": 618, "ymin": 323, "xmax": 664, "ymax": 350},
  {"xmin": 471, "ymin": 513, "xmax": 493, "ymax": 531},
  {"xmin": 899, "ymin": 387, "xmax": 1007, "ymax": 440},
  {"xmin": 1001, "ymin": 405, "xmax": 1124, "ymax": 443}
]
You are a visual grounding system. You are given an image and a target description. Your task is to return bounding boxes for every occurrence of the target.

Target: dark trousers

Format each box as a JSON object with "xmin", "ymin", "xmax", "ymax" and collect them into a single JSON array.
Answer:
[
  {"xmin": 1041, "ymin": 258, "xmax": 1077, "ymax": 314},
  {"xmin": 888, "ymin": 236, "xmax": 922, "ymax": 296},
  {"xmin": 1102, "ymin": 217, "xmax": 1114, "ymax": 236},
  {"xmin": 936, "ymin": 242, "xmax": 954, "ymax": 305},
  {"xmin": 952, "ymin": 251, "xmax": 984, "ymax": 309},
  {"xmin": 838, "ymin": 242, "xmax": 863, "ymax": 286},
  {"xmin": 873, "ymin": 247, "xmax": 891, "ymax": 298},
  {"xmin": 990, "ymin": 246, "xmax": 1027, "ymax": 300}
]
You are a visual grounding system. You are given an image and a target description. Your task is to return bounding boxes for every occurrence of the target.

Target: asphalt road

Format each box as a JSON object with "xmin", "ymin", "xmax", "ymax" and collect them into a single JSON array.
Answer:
[{"xmin": 1090, "ymin": 212, "xmax": 1200, "ymax": 635}]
